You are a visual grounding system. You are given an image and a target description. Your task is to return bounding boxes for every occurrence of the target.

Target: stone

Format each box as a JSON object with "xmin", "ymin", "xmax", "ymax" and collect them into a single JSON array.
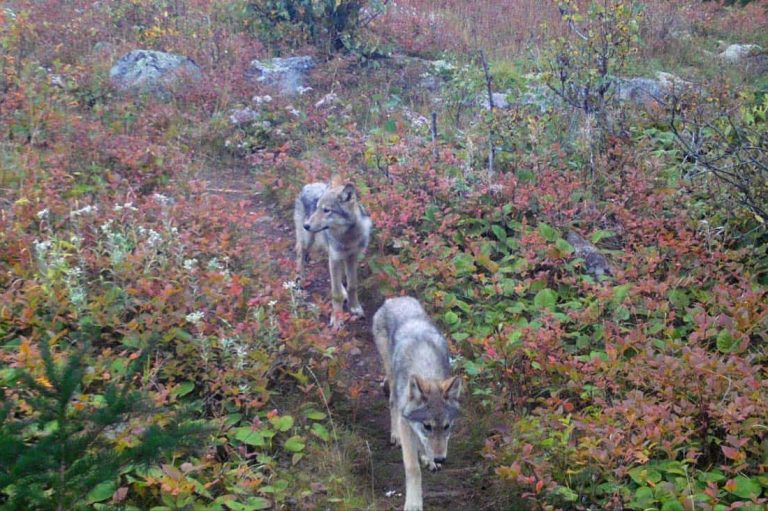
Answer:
[
  {"xmin": 719, "ymin": 44, "xmax": 762, "ymax": 64},
  {"xmin": 247, "ymin": 56, "xmax": 315, "ymax": 96},
  {"xmin": 615, "ymin": 77, "xmax": 665, "ymax": 105},
  {"xmin": 614, "ymin": 72, "xmax": 690, "ymax": 107},
  {"xmin": 482, "ymin": 91, "xmax": 511, "ymax": 110},
  {"xmin": 110, "ymin": 50, "xmax": 201, "ymax": 95}
]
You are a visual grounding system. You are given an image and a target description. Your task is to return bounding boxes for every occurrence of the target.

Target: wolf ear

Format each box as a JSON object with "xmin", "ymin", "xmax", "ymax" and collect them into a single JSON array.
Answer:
[
  {"xmin": 441, "ymin": 376, "xmax": 461, "ymax": 401},
  {"xmin": 329, "ymin": 175, "xmax": 343, "ymax": 188},
  {"xmin": 340, "ymin": 183, "xmax": 356, "ymax": 202},
  {"xmin": 409, "ymin": 375, "xmax": 430, "ymax": 402}
]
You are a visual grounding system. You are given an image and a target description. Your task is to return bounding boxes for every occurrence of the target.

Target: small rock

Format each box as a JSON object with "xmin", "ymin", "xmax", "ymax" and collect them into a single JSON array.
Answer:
[
  {"xmin": 518, "ymin": 83, "xmax": 559, "ymax": 112},
  {"xmin": 615, "ymin": 77, "xmax": 665, "ymax": 105},
  {"xmin": 247, "ymin": 56, "xmax": 315, "ymax": 96},
  {"xmin": 614, "ymin": 71, "xmax": 692, "ymax": 107},
  {"xmin": 482, "ymin": 91, "xmax": 511, "ymax": 110},
  {"xmin": 719, "ymin": 44, "xmax": 762, "ymax": 63},
  {"xmin": 110, "ymin": 50, "xmax": 202, "ymax": 96}
]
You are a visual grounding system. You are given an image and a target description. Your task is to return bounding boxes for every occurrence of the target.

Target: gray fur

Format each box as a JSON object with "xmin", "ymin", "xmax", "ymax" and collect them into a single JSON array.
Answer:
[
  {"xmin": 373, "ymin": 297, "xmax": 461, "ymax": 511},
  {"xmin": 294, "ymin": 181, "xmax": 372, "ymax": 327}
]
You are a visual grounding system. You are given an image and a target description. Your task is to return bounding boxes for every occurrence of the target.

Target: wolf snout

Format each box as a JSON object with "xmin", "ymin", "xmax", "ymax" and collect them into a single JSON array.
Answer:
[
  {"xmin": 433, "ymin": 457, "xmax": 446, "ymax": 465},
  {"xmin": 303, "ymin": 223, "xmax": 311, "ymax": 231}
]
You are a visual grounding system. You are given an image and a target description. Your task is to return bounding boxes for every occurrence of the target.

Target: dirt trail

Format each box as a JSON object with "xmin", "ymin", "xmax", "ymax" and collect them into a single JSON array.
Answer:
[{"xmin": 201, "ymin": 166, "xmax": 504, "ymax": 511}]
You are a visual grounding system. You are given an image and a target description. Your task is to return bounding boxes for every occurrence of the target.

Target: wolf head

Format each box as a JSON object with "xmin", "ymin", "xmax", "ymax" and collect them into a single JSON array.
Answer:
[
  {"xmin": 303, "ymin": 179, "xmax": 359, "ymax": 234},
  {"xmin": 403, "ymin": 375, "xmax": 461, "ymax": 467}
]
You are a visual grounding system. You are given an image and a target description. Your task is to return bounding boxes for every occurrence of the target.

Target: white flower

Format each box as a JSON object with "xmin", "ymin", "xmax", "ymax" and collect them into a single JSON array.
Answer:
[
  {"xmin": 268, "ymin": 300, "xmax": 277, "ymax": 307},
  {"xmin": 33, "ymin": 239, "xmax": 51, "ymax": 259},
  {"xmin": 252, "ymin": 95, "xmax": 272, "ymax": 104},
  {"xmin": 183, "ymin": 258, "xmax": 198, "ymax": 271},
  {"xmin": 114, "ymin": 202, "xmax": 137, "ymax": 212},
  {"xmin": 286, "ymin": 105, "xmax": 301, "ymax": 117},
  {"xmin": 207, "ymin": 258, "xmax": 223, "ymax": 271},
  {"xmin": 138, "ymin": 227, "xmax": 161, "ymax": 247},
  {"xmin": 282, "ymin": 280, "xmax": 298, "ymax": 291},
  {"xmin": 152, "ymin": 193, "xmax": 173, "ymax": 206},
  {"xmin": 186, "ymin": 311, "xmax": 205, "ymax": 324},
  {"xmin": 36, "ymin": 208, "xmax": 49, "ymax": 219},
  {"xmin": 297, "ymin": 86, "xmax": 313, "ymax": 95},
  {"xmin": 70, "ymin": 204, "xmax": 97, "ymax": 217}
]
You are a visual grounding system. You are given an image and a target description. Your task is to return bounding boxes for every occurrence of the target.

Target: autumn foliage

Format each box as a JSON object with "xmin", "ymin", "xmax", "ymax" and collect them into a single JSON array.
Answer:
[{"xmin": 1, "ymin": 0, "xmax": 767, "ymax": 510}]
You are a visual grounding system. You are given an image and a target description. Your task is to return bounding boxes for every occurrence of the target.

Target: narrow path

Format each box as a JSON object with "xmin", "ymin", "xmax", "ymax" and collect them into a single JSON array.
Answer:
[{"xmin": 200, "ymin": 165, "xmax": 504, "ymax": 510}]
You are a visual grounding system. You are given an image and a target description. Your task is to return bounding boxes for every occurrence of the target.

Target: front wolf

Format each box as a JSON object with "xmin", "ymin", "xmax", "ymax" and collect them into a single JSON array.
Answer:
[
  {"xmin": 294, "ymin": 177, "xmax": 372, "ymax": 327},
  {"xmin": 372, "ymin": 297, "xmax": 461, "ymax": 511}
]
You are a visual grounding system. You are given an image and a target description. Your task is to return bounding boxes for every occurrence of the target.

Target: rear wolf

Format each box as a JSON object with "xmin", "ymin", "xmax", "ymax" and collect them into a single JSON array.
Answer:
[
  {"xmin": 372, "ymin": 297, "xmax": 461, "ymax": 511},
  {"xmin": 294, "ymin": 177, "xmax": 372, "ymax": 327}
]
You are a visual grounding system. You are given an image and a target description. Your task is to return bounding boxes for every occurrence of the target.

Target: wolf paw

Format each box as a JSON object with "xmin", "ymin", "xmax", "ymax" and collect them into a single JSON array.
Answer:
[
  {"xmin": 420, "ymin": 454, "xmax": 441, "ymax": 472},
  {"xmin": 349, "ymin": 305, "xmax": 365, "ymax": 318},
  {"xmin": 390, "ymin": 432, "xmax": 401, "ymax": 446},
  {"xmin": 329, "ymin": 314, "xmax": 343, "ymax": 330}
]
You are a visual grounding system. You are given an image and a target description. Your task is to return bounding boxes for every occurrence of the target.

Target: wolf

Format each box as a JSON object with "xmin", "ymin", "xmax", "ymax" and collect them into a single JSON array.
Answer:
[
  {"xmin": 372, "ymin": 297, "xmax": 461, "ymax": 511},
  {"xmin": 294, "ymin": 177, "xmax": 372, "ymax": 327}
]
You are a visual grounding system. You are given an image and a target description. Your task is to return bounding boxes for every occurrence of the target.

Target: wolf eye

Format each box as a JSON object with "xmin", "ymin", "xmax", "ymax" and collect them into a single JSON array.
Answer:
[
  {"xmin": 443, "ymin": 424, "xmax": 450, "ymax": 431},
  {"xmin": 423, "ymin": 423, "xmax": 433, "ymax": 432},
  {"xmin": 322, "ymin": 207, "xmax": 331, "ymax": 214}
]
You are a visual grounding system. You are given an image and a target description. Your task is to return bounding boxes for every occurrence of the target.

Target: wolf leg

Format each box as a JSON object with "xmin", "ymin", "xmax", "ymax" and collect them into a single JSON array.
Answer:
[
  {"xmin": 389, "ymin": 397, "xmax": 401, "ymax": 446},
  {"xmin": 295, "ymin": 230, "xmax": 314, "ymax": 282},
  {"xmin": 399, "ymin": 420, "xmax": 423, "ymax": 511},
  {"xmin": 344, "ymin": 254, "xmax": 364, "ymax": 318},
  {"xmin": 328, "ymin": 257, "xmax": 346, "ymax": 328},
  {"xmin": 373, "ymin": 308, "xmax": 397, "ymax": 441}
]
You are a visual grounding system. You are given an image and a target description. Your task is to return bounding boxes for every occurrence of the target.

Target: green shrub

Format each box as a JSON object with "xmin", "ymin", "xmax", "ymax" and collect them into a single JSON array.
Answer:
[
  {"xmin": 245, "ymin": 0, "xmax": 372, "ymax": 54},
  {"xmin": 0, "ymin": 335, "xmax": 205, "ymax": 511}
]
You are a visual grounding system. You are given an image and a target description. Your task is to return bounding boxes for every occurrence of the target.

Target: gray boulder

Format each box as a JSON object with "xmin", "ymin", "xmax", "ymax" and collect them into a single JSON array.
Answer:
[
  {"xmin": 719, "ymin": 44, "xmax": 762, "ymax": 63},
  {"xmin": 614, "ymin": 72, "xmax": 690, "ymax": 106},
  {"xmin": 110, "ymin": 50, "xmax": 201, "ymax": 95},
  {"xmin": 519, "ymin": 84, "xmax": 559, "ymax": 112},
  {"xmin": 615, "ymin": 77, "xmax": 665, "ymax": 105},
  {"xmin": 247, "ymin": 56, "xmax": 315, "ymax": 96},
  {"xmin": 483, "ymin": 92, "xmax": 511, "ymax": 110}
]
